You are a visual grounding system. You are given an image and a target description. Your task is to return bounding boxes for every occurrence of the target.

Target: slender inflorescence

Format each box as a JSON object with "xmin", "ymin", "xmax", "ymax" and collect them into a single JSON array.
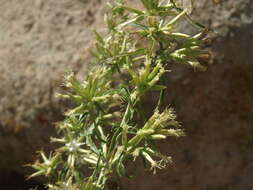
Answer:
[{"xmin": 30, "ymin": 0, "xmax": 210, "ymax": 189}]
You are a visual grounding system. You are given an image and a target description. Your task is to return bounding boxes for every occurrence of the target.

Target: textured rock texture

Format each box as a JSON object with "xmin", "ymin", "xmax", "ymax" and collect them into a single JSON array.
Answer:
[
  {"xmin": 0, "ymin": 0, "xmax": 106, "ymax": 130},
  {"xmin": 0, "ymin": 0, "xmax": 106, "ymax": 187},
  {"xmin": 122, "ymin": 1, "xmax": 253, "ymax": 190},
  {"xmin": 0, "ymin": 0, "xmax": 253, "ymax": 189}
]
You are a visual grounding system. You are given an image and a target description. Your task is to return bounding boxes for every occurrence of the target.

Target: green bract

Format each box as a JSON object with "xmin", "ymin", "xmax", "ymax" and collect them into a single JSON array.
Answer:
[{"xmin": 30, "ymin": 0, "xmax": 210, "ymax": 189}]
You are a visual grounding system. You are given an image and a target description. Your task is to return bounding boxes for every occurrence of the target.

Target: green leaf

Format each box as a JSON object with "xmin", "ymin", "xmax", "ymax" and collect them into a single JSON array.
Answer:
[
  {"xmin": 141, "ymin": 0, "xmax": 158, "ymax": 10},
  {"xmin": 149, "ymin": 84, "xmax": 166, "ymax": 91},
  {"xmin": 121, "ymin": 5, "xmax": 144, "ymax": 15},
  {"xmin": 115, "ymin": 156, "xmax": 126, "ymax": 177},
  {"xmin": 86, "ymin": 135, "xmax": 100, "ymax": 155},
  {"xmin": 108, "ymin": 127, "xmax": 122, "ymax": 155},
  {"xmin": 94, "ymin": 30, "xmax": 104, "ymax": 45}
]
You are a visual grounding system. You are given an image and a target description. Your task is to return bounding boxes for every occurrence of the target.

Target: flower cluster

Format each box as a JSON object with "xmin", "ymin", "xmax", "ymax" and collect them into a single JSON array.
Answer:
[{"xmin": 30, "ymin": 0, "xmax": 209, "ymax": 189}]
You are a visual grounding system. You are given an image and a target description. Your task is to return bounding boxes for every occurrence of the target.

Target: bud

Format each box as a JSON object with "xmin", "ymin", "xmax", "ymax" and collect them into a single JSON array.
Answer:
[
  {"xmin": 147, "ymin": 16, "xmax": 158, "ymax": 27},
  {"xmin": 150, "ymin": 134, "xmax": 167, "ymax": 140}
]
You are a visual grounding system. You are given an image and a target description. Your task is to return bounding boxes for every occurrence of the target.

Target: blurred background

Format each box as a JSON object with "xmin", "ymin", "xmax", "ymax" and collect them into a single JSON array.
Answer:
[{"xmin": 0, "ymin": 0, "xmax": 253, "ymax": 189}]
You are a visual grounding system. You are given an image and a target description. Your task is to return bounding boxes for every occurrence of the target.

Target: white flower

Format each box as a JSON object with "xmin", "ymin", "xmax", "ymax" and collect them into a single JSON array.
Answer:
[{"xmin": 66, "ymin": 139, "xmax": 85, "ymax": 152}]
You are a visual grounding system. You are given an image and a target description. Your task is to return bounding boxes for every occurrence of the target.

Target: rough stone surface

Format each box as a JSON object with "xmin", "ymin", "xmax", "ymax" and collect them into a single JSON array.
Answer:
[
  {"xmin": 0, "ymin": 0, "xmax": 106, "ymax": 130},
  {"xmin": 0, "ymin": 0, "xmax": 106, "ymax": 181},
  {"xmin": 0, "ymin": 0, "xmax": 253, "ymax": 189},
  {"xmin": 123, "ymin": 27, "xmax": 253, "ymax": 190},
  {"xmin": 121, "ymin": 1, "xmax": 253, "ymax": 190}
]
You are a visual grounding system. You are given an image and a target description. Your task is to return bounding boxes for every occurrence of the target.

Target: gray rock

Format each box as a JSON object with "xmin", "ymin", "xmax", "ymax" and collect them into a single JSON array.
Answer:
[
  {"xmin": 122, "ymin": 1, "xmax": 253, "ymax": 190},
  {"xmin": 0, "ymin": 0, "xmax": 106, "ymax": 175}
]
